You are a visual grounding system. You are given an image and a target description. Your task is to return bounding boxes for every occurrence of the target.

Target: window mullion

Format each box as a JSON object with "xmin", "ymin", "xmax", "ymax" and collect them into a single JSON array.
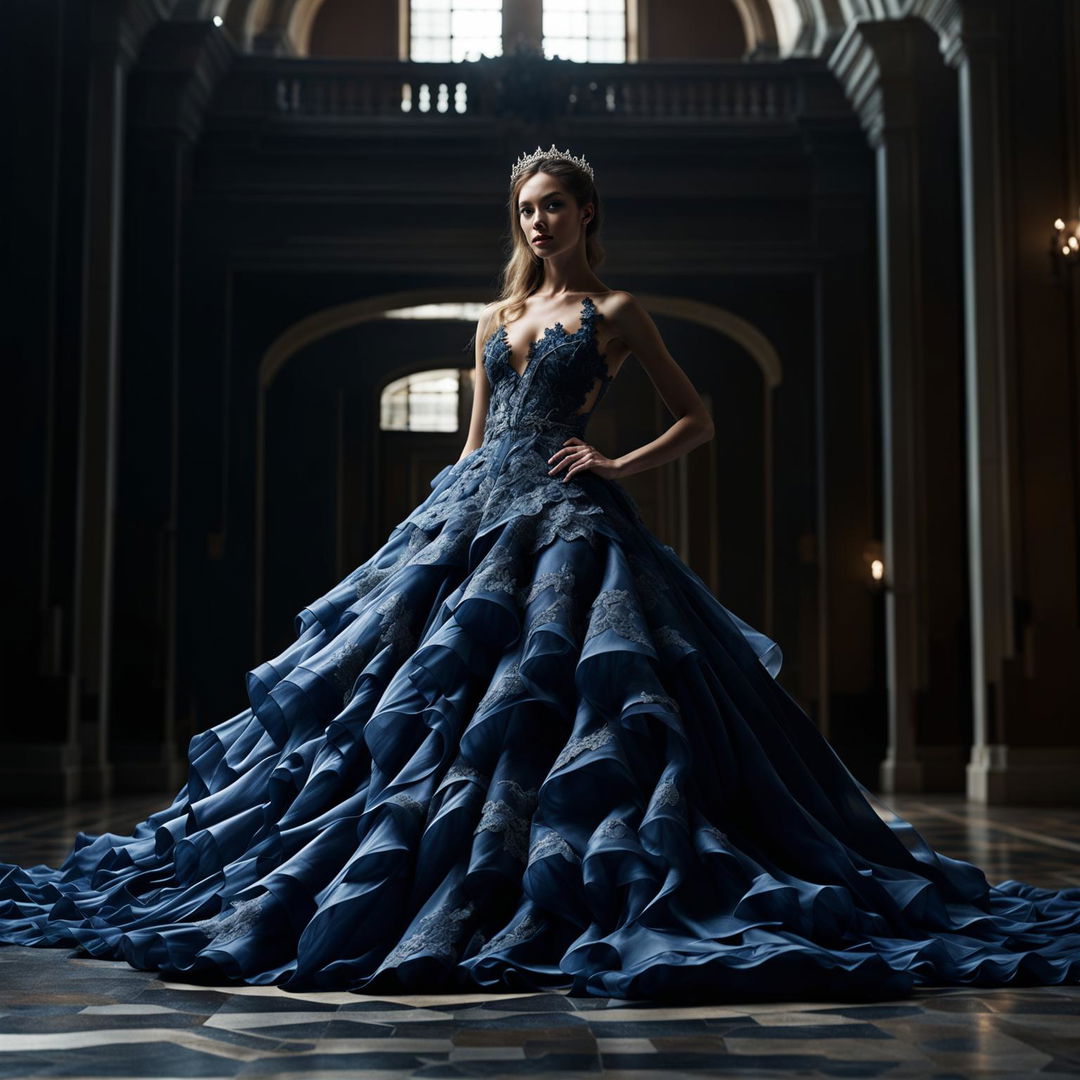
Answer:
[{"xmin": 503, "ymin": 0, "xmax": 542, "ymax": 56}]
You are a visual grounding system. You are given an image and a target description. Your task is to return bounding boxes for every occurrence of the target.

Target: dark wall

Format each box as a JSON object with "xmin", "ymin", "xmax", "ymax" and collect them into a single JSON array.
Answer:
[
  {"xmin": 647, "ymin": 0, "xmax": 746, "ymax": 60},
  {"xmin": 310, "ymin": 0, "xmax": 398, "ymax": 59}
]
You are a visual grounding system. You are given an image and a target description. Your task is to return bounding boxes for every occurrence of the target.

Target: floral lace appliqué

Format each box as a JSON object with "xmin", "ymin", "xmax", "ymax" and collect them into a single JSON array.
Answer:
[
  {"xmin": 375, "ymin": 591, "xmax": 415, "ymax": 655},
  {"xmin": 656, "ymin": 625, "xmax": 693, "ymax": 653},
  {"xmin": 194, "ymin": 893, "xmax": 268, "ymax": 947},
  {"xmin": 585, "ymin": 587, "xmax": 651, "ymax": 648},
  {"xmin": 630, "ymin": 689, "xmax": 681, "ymax": 714},
  {"xmin": 443, "ymin": 758, "xmax": 487, "ymax": 785},
  {"xmin": 551, "ymin": 722, "xmax": 616, "ymax": 772},
  {"xmin": 528, "ymin": 830, "xmax": 578, "ymax": 865},
  {"xmin": 382, "ymin": 900, "xmax": 476, "ymax": 967},
  {"xmin": 477, "ymin": 911, "xmax": 545, "ymax": 955},
  {"xmin": 464, "ymin": 544, "xmax": 522, "ymax": 603},
  {"xmin": 352, "ymin": 526, "xmax": 430, "ymax": 601},
  {"xmin": 477, "ymin": 660, "xmax": 527, "ymax": 715},
  {"xmin": 526, "ymin": 562, "xmax": 576, "ymax": 603},
  {"xmin": 596, "ymin": 817, "xmax": 633, "ymax": 840},
  {"xmin": 474, "ymin": 779, "xmax": 539, "ymax": 863}
]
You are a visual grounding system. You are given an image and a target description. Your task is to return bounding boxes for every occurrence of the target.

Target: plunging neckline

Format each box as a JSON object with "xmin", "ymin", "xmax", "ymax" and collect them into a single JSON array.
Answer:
[{"xmin": 492, "ymin": 295, "xmax": 598, "ymax": 380}]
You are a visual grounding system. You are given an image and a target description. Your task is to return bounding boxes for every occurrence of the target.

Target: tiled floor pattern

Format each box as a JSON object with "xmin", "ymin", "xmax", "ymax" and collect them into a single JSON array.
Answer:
[{"xmin": 0, "ymin": 793, "xmax": 1077, "ymax": 1078}]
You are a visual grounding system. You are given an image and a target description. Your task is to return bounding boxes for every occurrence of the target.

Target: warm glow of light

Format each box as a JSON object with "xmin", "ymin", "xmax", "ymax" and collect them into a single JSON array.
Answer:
[
  {"xmin": 212, "ymin": 14, "xmax": 223, "ymax": 26},
  {"xmin": 1054, "ymin": 217, "xmax": 1066, "ymax": 230},
  {"xmin": 870, "ymin": 559, "xmax": 884, "ymax": 581}
]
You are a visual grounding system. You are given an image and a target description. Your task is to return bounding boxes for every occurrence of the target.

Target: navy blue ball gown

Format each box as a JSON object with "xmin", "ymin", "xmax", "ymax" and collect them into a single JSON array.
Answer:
[{"xmin": 2, "ymin": 295, "xmax": 1079, "ymax": 1001}]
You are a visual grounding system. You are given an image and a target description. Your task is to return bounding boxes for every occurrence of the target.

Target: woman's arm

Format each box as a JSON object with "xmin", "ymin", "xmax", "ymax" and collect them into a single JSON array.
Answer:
[
  {"xmin": 551, "ymin": 292, "xmax": 715, "ymax": 482},
  {"xmin": 457, "ymin": 304, "xmax": 496, "ymax": 461},
  {"xmin": 610, "ymin": 292, "xmax": 714, "ymax": 478}
]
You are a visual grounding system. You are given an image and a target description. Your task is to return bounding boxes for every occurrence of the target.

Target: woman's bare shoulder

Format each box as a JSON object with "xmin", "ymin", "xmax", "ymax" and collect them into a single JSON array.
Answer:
[
  {"xmin": 594, "ymin": 289, "xmax": 639, "ymax": 321},
  {"xmin": 475, "ymin": 301, "xmax": 502, "ymax": 339}
]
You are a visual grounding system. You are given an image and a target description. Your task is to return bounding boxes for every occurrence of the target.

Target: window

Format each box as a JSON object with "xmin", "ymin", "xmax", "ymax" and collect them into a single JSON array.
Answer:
[
  {"xmin": 407, "ymin": 0, "xmax": 628, "ymax": 64},
  {"xmin": 380, "ymin": 369, "xmax": 464, "ymax": 432},
  {"xmin": 410, "ymin": 0, "xmax": 502, "ymax": 62},
  {"xmin": 543, "ymin": 0, "xmax": 625, "ymax": 62}
]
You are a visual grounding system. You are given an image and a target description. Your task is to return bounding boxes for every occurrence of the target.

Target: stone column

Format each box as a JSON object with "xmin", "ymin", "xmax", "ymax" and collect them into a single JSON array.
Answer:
[
  {"xmin": 938, "ymin": 1, "xmax": 1079, "ymax": 802},
  {"xmin": 69, "ymin": 11, "xmax": 129, "ymax": 799},
  {"xmin": 111, "ymin": 20, "xmax": 234, "ymax": 792},
  {"xmin": 831, "ymin": 17, "xmax": 943, "ymax": 794}
]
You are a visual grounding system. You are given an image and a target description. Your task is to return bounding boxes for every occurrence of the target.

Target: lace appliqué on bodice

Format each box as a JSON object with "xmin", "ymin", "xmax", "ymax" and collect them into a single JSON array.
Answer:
[
  {"xmin": 482, "ymin": 296, "xmax": 614, "ymax": 443},
  {"xmin": 385, "ymin": 296, "xmax": 638, "ymax": 567}
]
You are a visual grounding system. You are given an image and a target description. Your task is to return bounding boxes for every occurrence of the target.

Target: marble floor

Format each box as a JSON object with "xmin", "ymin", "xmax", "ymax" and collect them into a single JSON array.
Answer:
[{"xmin": 0, "ymin": 794, "xmax": 1078, "ymax": 1079}]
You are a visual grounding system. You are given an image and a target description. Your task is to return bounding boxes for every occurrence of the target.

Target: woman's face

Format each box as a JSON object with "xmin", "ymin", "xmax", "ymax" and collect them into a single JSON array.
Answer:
[{"xmin": 516, "ymin": 172, "xmax": 589, "ymax": 257}]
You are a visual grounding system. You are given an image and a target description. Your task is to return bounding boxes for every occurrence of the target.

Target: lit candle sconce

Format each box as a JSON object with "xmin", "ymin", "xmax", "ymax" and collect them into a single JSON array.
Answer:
[
  {"xmin": 1051, "ymin": 209, "xmax": 1080, "ymax": 272},
  {"xmin": 863, "ymin": 540, "xmax": 886, "ymax": 593}
]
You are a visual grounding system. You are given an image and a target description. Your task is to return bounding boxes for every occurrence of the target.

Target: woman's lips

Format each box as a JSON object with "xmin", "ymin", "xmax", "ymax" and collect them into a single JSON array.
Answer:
[{"xmin": 533, "ymin": 235, "xmax": 552, "ymax": 245}]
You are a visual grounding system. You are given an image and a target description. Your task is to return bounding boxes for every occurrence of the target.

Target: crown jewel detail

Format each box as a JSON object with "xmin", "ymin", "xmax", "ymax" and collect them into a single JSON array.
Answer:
[{"xmin": 510, "ymin": 144, "xmax": 594, "ymax": 186}]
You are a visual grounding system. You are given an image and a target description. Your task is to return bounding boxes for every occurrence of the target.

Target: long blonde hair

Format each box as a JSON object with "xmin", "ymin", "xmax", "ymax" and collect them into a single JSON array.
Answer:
[{"xmin": 490, "ymin": 158, "xmax": 606, "ymax": 330}]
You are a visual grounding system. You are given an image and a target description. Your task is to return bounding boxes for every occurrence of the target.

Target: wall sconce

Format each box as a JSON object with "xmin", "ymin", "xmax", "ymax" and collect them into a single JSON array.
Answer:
[
  {"xmin": 1051, "ymin": 209, "xmax": 1080, "ymax": 271},
  {"xmin": 863, "ymin": 540, "xmax": 886, "ymax": 593}
]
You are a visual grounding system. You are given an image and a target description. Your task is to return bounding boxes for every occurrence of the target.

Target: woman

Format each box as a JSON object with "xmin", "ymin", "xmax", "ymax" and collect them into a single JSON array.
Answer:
[{"xmin": 1, "ymin": 146, "xmax": 1077, "ymax": 1001}]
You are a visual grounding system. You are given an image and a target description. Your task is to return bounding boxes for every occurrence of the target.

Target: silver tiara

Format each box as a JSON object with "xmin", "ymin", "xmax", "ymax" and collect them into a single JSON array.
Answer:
[{"xmin": 510, "ymin": 144, "xmax": 594, "ymax": 186}]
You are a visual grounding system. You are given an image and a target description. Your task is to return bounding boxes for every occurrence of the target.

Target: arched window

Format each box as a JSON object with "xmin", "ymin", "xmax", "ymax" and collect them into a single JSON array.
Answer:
[
  {"xmin": 380, "ymin": 369, "xmax": 463, "ymax": 431},
  {"xmin": 409, "ymin": 0, "xmax": 502, "ymax": 62},
  {"xmin": 543, "ymin": 0, "xmax": 626, "ymax": 62}
]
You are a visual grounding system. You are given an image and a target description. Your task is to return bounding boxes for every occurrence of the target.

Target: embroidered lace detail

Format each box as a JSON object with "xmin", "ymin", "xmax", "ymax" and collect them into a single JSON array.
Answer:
[
  {"xmin": 585, "ymin": 588, "xmax": 651, "ymax": 648},
  {"xmin": 513, "ymin": 414, "xmax": 588, "ymax": 438},
  {"xmin": 526, "ymin": 563, "xmax": 576, "ymax": 603},
  {"xmin": 477, "ymin": 911, "xmax": 545, "ymax": 955},
  {"xmin": 382, "ymin": 901, "xmax": 476, "ymax": 966},
  {"xmin": 529, "ymin": 299, "xmax": 612, "ymax": 419},
  {"xmin": 527, "ymin": 590, "xmax": 581, "ymax": 641},
  {"xmin": 597, "ymin": 817, "xmax": 632, "ymax": 840},
  {"xmin": 702, "ymin": 824, "xmax": 730, "ymax": 845},
  {"xmin": 408, "ymin": 460, "xmax": 493, "ymax": 533},
  {"xmin": 352, "ymin": 526, "xmax": 430, "ymax": 600},
  {"xmin": 551, "ymin": 723, "xmax": 616, "ymax": 771},
  {"xmin": 477, "ymin": 661, "xmax": 526, "ymax": 714},
  {"xmin": 464, "ymin": 544, "xmax": 522, "ymax": 602},
  {"xmin": 444, "ymin": 758, "xmax": 486, "ymax": 785},
  {"xmin": 428, "ymin": 300, "xmax": 624, "ymax": 549},
  {"xmin": 653, "ymin": 777, "xmax": 681, "ymax": 808},
  {"xmin": 528, "ymin": 830, "xmax": 577, "ymax": 864},
  {"xmin": 531, "ymin": 497, "xmax": 604, "ymax": 551},
  {"xmin": 375, "ymin": 591, "xmax": 415, "ymax": 655},
  {"xmin": 480, "ymin": 445, "xmax": 606, "ymax": 549},
  {"xmin": 194, "ymin": 893, "xmax": 268, "ymax": 947},
  {"xmin": 656, "ymin": 625, "xmax": 693, "ymax": 652},
  {"xmin": 327, "ymin": 639, "xmax": 369, "ymax": 699},
  {"xmin": 386, "ymin": 792, "xmax": 426, "ymax": 816},
  {"xmin": 630, "ymin": 689, "xmax": 681, "ymax": 714},
  {"xmin": 411, "ymin": 527, "xmax": 469, "ymax": 566},
  {"xmin": 474, "ymin": 780, "xmax": 538, "ymax": 863},
  {"xmin": 481, "ymin": 298, "xmax": 611, "ymax": 441},
  {"xmin": 481, "ymin": 340, "xmax": 516, "ymax": 441}
]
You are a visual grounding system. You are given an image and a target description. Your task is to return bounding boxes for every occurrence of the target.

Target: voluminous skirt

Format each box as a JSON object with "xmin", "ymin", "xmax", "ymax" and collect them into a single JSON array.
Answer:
[{"xmin": 2, "ymin": 441, "xmax": 1079, "ymax": 1000}]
